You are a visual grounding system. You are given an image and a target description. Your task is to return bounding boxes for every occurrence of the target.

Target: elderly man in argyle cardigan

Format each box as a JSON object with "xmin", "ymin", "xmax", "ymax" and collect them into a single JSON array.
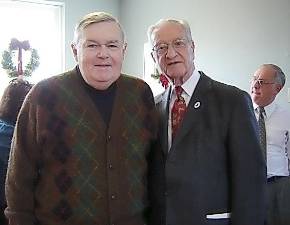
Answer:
[{"xmin": 5, "ymin": 12, "xmax": 158, "ymax": 225}]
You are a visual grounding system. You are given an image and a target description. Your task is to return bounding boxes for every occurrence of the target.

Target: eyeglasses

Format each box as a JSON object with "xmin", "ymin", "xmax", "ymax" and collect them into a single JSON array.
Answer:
[
  {"xmin": 251, "ymin": 78, "xmax": 275, "ymax": 86},
  {"xmin": 152, "ymin": 39, "xmax": 189, "ymax": 56}
]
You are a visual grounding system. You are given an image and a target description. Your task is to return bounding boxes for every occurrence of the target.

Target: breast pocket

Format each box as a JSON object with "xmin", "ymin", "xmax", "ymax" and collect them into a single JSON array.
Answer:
[
  {"xmin": 206, "ymin": 218, "xmax": 230, "ymax": 225},
  {"xmin": 206, "ymin": 212, "xmax": 231, "ymax": 225}
]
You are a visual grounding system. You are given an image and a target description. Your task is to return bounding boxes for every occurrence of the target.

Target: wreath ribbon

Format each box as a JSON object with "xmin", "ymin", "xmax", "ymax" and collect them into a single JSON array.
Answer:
[{"xmin": 9, "ymin": 38, "xmax": 31, "ymax": 76}]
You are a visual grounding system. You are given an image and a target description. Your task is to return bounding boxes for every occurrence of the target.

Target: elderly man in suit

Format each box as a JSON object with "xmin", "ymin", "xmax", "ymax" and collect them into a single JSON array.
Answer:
[{"xmin": 147, "ymin": 18, "xmax": 266, "ymax": 225}]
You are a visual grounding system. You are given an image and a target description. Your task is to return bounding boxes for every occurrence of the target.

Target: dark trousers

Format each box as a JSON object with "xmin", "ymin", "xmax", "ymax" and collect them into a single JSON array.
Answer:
[{"xmin": 266, "ymin": 176, "xmax": 290, "ymax": 225}]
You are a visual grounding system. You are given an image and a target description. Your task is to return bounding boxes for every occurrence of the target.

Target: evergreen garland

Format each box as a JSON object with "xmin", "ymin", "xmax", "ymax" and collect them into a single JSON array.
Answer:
[{"xmin": 1, "ymin": 40, "xmax": 40, "ymax": 78}]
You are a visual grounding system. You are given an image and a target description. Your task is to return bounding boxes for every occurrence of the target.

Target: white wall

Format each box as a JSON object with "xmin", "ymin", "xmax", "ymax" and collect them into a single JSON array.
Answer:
[
  {"xmin": 120, "ymin": 0, "xmax": 290, "ymax": 107},
  {"xmin": 46, "ymin": 0, "xmax": 120, "ymax": 70}
]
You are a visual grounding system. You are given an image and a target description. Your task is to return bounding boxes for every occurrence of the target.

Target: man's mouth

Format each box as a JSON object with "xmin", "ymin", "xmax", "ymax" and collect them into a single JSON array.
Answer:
[
  {"xmin": 252, "ymin": 90, "xmax": 260, "ymax": 95},
  {"xmin": 94, "ymin": 64, "xmax": 111, "ymax": 67},
  {"xmin": 167, "ymin": 61, "xmax": 181, "ymax": 66}
]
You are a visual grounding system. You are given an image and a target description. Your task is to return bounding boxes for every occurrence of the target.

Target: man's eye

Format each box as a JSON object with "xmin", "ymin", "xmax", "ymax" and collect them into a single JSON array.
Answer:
[
  {"xmin": 107, "ymin": 44, "xmax": 119, "ymax": 49},
  {"xmin": 158, "ymin": 44, "xmax": 168, "ymax": 50},
  {"xmin": 87, "ymin": 44, "xmax": 98, "ymax": 48},
  {"xmin": 174, "ymin": 40, "xmax": 186, "ymax": 47}
]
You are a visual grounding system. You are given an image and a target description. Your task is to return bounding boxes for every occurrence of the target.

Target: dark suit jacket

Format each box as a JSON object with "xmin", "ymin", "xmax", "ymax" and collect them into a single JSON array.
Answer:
[{"xmin": 151, "ymin": 72, "xmax": 266, "ymax": 225}]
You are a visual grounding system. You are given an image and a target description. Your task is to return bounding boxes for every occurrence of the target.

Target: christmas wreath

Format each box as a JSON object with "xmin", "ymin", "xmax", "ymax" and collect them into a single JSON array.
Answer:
[{"xmin": 1, "ymin": 38, "xmax": 40, "ymax": 78}]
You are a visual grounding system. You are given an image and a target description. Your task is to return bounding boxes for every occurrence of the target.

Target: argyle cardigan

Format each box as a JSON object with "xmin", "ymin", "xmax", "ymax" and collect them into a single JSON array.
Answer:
[{"xmin": 5, "ymin": 67, "xmax": 158, "ymax": 225}]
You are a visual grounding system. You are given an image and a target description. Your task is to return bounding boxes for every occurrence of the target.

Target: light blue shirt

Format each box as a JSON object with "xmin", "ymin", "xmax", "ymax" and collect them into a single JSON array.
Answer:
[
  {"xmin": 0, "ymin": 119, "xmax": 14, "ymax": 207},
  {"xmin": 254, "ymin": 101, "xmax": 290, "ymax": 177}
]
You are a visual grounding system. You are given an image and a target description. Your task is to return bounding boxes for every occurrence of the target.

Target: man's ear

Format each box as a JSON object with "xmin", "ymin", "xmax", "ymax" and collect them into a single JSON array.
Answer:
[
  {"xmin": 122, "ymin": 42, "xmax": 127, "ymax": 57},
  {"xmin": 275, "ymin": 84, "xmax": 283, "ymax": 93},
  {"xmin": 191, "ymin": 40, "xmax": 195, "ymax": 52},
  {"xmin": 71, "ymin": 43, "xmax": 78, "ymax": 62}
]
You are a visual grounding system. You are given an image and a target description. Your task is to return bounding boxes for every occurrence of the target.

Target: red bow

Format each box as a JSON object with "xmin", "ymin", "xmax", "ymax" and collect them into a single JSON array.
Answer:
[
  {"xmin": 160, "ymin": 74, "xmax": 170, "ymax": 89},
  {"xmin": 9, "ymin": 38, "xmax": 31, "ymax": 76}
]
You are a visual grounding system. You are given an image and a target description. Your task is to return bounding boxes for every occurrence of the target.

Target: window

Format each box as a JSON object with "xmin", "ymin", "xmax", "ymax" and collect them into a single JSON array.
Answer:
[
  {"xmin": 143, "ymin": 42, "xmax": 165, "ymax": 97},
  {"xmin": 0, "ymin": 0, "xmax": 64, "ymax": 97}
]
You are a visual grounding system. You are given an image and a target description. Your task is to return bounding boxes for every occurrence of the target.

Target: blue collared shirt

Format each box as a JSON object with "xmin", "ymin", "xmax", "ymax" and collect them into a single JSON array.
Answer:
[
  {"xmin": 0, "ymin": 119, "xmax": 14, "ymax": 207},
  {"xmin": 253, "ymin": 101, "xmax": 290, "ymax": 177}
]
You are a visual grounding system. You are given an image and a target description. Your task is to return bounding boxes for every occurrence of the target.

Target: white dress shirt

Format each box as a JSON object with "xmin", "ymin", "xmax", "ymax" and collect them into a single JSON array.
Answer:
[
  {"xmin": 168, "ymin": 69, "xmax": 200, "ymax": 150},
  {"xmin": 254, "ymin": 101, "xmax": 290, "ymax": 177}
]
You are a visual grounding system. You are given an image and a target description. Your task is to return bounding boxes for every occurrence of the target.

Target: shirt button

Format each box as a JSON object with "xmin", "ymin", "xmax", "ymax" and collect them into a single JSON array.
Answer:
[
  {"xmin": 111, "ymin": 195, "xmax": 116, "ymax": 199},
  {"xmin": 107, "ymin": 135, "xmax": 111, "ymax": 141},
  {"xmin": 108, "ymin": 164, "xmax": 113, "ymax": 169}
]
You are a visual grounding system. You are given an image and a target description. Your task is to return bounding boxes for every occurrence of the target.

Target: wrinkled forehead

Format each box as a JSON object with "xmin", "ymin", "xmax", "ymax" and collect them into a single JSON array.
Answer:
[
  {"xmin": 152, "ymin": 22, "xmax": 187, "ymax": 44},
  {"xmin": 254, "ymin": 66, "xmax": 276, "ymax": 80},
  {"xmin": 80, "ymin": 21, "xmax": 123, "ymax": 42},
  {"xmin": 78, "ymin": 21, "xmax": 124, "ymax": 43}
]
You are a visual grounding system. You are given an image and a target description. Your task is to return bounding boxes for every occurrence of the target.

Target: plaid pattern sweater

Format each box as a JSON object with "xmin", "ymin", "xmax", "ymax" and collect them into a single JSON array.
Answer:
[{"xmin": 5, "ymin": 68, "xmax": 158, "ymax": 225}]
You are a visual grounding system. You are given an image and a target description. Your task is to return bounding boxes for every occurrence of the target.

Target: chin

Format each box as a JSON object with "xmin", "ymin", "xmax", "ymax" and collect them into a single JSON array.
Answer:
[
  {"xmin": 253, "ymin": 98, "xmax": 262, "ymax": 106},
  {"xmin": 167, "ymin": 71, "xmax": 184, "ymax": 79}
]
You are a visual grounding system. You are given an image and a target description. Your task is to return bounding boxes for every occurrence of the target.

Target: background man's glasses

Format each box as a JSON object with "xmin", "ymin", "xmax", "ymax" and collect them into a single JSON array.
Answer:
[
  {"xmin": 152, "ymin": 39, "xmax": 189, "ymax": 56},
  {"xmin": 251, "ymin": 78, "xmax": 275, "ymax": 86}
]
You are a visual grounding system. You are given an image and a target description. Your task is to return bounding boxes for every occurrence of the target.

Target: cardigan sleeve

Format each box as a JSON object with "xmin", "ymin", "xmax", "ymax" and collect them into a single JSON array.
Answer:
[{"xmin": 5, "ymin": 90, "xmax": 41, "ymax": 225}]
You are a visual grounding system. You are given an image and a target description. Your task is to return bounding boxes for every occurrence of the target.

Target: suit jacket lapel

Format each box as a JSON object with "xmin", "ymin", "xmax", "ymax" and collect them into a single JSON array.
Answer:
[{"xmin": 170, "ymin": 72, "xmax": 212, "ymax": 151}]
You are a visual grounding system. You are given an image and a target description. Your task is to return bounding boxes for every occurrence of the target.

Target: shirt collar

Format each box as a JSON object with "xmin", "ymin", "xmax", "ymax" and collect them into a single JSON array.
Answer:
[
  {"xmin": 171, "ymin": 69, "xmax": 200, "ymax": 98},
  {"xmin": 182, "ymin": 69, "xmax": 200, "ymax": 97},
  {"xmin": 253, "ymin": 100, "xmax": 277, "ymax": 119}
]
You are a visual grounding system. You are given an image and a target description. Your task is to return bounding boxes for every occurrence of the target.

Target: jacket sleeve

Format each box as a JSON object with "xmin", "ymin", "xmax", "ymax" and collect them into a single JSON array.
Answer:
[
  {"xmin": 229, "ymin": 90, "xmax": 266, "ymax": 225},
  {"xmin": 5, "ymin": 90, "xmax": 41, "ymax": 225},
  {"xmin": 0, "ymin": 122, "xmax": 14, "ymax": 210}
]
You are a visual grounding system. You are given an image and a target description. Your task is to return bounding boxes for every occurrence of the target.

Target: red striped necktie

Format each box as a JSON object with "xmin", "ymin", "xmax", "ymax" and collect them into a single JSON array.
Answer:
[{"xmin": 171, "ymin": 86, "xmax": 187, "ymax": 140}]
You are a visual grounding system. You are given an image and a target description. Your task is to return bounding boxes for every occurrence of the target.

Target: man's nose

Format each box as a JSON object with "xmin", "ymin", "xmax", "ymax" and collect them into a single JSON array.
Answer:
[
  {"xmin": 96, "ymin": 45, "xmax": 109, "ymax": 58},
  {"xmin": 166, "ymin": 44, "xmax": 177, "ymax": 58},
  {"xmin": 253, "ymin": 80, "xmax": 260, "ymax": 89}
]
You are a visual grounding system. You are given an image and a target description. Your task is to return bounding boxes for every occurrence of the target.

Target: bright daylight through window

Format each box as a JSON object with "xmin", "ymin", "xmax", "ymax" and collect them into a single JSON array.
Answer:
[{"xmin": 0, "ymin": 0, "xmax": 64, "ymax": 97}]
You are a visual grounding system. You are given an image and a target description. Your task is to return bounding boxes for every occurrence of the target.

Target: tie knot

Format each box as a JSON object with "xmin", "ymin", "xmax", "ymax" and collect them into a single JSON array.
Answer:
[
  {"xmin": 258, "ymin": 106, "xmax": 265, "ymax": 115},
  {"xmin": 257, "ymin": 106, "xmax": 266, "ymax": 120},
  {"xmin": 175, "ymin": 86, "xmax": 183, "ymax": 99}
]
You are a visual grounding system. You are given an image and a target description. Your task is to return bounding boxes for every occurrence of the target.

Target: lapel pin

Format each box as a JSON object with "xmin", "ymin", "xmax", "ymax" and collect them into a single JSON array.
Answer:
[{"xmin": 194, "ymin": 101, "xmax": 201, "ymax": 109}]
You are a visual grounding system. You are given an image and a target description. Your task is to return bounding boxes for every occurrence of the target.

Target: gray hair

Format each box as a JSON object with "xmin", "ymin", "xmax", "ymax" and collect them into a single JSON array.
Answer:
[
  {"xmin": 262, "ymin": 64, "xmax": 286, "ymax": 87},
  {"xmin": 147, "ymin": 18, "xmax": 193, "ymax": 47},
  {"xmin": 72, "ymin": 11, "xmax": 125, "ymax": 45}
]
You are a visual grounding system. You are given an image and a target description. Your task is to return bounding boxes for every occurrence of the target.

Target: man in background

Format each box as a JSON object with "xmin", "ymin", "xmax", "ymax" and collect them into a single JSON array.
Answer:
[
  {"xmin": 250, "ymin": 64, "xmax": 290, "ymax": 225},
  {"xmin": 5, "ymin": 11, "xmax": 158, "ymax": 225},
  {"xmin": 0, "ymin": 78, "xmax": 32, "ymax": 225},
  {"xmin": 147, "ymin": 18, "xmax": 266, "ymax": 225}
]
